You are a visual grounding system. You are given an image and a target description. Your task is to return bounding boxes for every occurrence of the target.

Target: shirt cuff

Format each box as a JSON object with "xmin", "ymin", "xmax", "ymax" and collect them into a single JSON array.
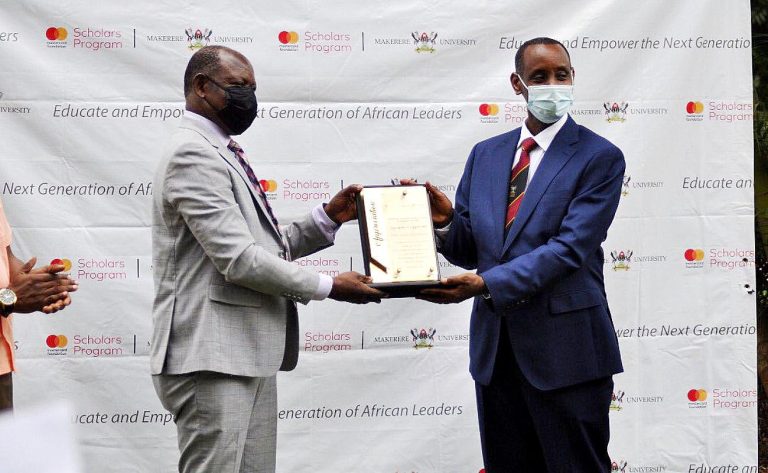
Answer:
[
  {"xmin": 311, "ymin": 204, "xmax": 340, "ymax": 244},
  {"xmin": 313, "ymin": 273, "xmax": 334, "ymax": 300},
  {"xmin": 434, "ymin": 220, "xmax": 452, "ymax": 247}
]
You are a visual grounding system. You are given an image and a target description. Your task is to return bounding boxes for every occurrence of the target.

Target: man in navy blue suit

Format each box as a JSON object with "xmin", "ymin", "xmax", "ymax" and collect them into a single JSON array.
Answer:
[{"xmin": 418, "ymin": 37, "xmax": 624, "ymax": 472}]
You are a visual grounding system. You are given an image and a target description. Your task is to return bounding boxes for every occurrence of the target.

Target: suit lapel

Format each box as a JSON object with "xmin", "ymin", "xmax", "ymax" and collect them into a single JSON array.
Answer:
[
  {"xmin": 220, "ymin": 148, "xmax": 283, "ymax": 240},
  {"xmin": 502, "ymin": 117, "xmax": 578, "ymax": 255},
  {"xmin": 489, "ymin": 130, "xmax": 520, "ymax": 253},
  {"xmin": 179, "ymin": 118, "xmax": 283, "ymax": 240}
]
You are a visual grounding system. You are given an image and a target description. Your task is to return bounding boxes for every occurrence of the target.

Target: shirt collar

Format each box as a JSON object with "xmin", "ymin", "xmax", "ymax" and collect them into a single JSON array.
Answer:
[
  {"xmin": 519, "ymin": 113, "xmax": 569, "ymax": 152},
  {"xmin": 184, "ymin": 110, "xmax": 231, "ymax": 149}
]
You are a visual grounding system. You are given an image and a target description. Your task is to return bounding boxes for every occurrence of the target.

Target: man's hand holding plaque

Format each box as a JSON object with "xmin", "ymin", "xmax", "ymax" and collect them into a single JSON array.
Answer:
[
  {"xmin": 399, "ymin": 179, "xmax": 488, "ymax": 304},
  {"xmin": 323, "ymin": 185, "xmax": 386, "ymax": 304},
  {"xmin": 323, "ymin": 184, "xmax": 363, "ymax": 225}
]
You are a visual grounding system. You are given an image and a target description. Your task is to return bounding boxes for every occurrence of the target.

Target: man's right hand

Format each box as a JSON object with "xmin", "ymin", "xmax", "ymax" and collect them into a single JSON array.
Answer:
[
  {"xmin": 10, "ymin": 258, "xmax": 78, "ymax": 314},
  {"xmin": 399, "ymin": 179, "xmax": 454, "ymax": 228},
  {"xmin": 329, "ymin": 271, "xmax": 385, "ymax": 304}
]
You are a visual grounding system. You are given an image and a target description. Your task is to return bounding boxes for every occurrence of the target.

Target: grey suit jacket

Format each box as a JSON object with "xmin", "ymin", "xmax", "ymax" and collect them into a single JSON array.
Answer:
[{"xmin": 150, "ymin": 116, "xmax": 331, "ymax": 377}]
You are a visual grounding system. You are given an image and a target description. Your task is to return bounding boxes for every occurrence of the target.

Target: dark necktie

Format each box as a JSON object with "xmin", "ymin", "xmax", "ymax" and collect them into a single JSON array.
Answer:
[
  {"xmin": 227, "ymin": 139, "xmax": 282, "ymax": 238},
  {"xmin": 505, "ymin": 137, "xmax": 537, "ymax": 231}
]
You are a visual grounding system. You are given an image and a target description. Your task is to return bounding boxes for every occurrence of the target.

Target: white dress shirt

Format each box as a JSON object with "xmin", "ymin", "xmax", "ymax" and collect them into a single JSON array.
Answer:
[
  {"xmin": 512, "ymin": 113, "xmax": 569, "ymax": 184},
  {"xmin": 184, "ymin": 111, "xmax": 337, "ymax": 300}
]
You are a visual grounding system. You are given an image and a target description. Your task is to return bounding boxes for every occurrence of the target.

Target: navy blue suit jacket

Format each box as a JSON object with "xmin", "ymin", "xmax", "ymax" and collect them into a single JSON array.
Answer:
[{"xmin": 440, "ymin": 117, "xmax": 624, "ymax": 391}]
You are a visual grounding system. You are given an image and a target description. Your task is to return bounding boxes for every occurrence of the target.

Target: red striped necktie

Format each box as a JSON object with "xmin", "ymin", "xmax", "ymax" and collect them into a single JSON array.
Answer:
[
  {"xmin": 227, "ymin": 139, "xmax": 282, "ymax": 238},
  {"xmin": 505, "ymin": 137, "xmax": 537, "ymax": 231}
]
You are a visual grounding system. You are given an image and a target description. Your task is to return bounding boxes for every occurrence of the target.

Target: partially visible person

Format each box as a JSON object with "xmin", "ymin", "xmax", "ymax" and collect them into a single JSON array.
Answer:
[{"xmin": 0, "ymin": 197, "xmax": 78, "ymax": 410}]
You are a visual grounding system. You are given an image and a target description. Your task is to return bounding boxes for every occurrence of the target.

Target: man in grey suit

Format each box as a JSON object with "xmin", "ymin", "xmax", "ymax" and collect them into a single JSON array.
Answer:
[{"xmin": 151, "ymin": 45, "xmax": 383, "ymax": 473}]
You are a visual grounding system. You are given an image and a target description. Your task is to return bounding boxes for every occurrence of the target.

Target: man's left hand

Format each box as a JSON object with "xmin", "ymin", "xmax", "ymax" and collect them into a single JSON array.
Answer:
[
  {"xmin": 324, "ymin": 184, "xmax": 363, "ymax": 224},
  {"xmin": 417, "ymin": 273, "xmax": 486, "ymax": 304},
  {"xmin": 10, "ymin": 258, "xmax": 78, "ymax": 314}
]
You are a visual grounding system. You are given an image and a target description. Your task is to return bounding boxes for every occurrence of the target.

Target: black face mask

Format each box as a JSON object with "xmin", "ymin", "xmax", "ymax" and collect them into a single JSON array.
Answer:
[{"xmin": 205, "ymin": 77, "xmax": 258, "ymax": 135}]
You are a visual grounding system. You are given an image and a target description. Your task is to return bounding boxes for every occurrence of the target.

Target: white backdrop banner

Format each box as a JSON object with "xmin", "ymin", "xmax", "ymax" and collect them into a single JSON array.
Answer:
[{"xmin": 0, "ymin": 1, "xmax": 756, "ymax": 472}]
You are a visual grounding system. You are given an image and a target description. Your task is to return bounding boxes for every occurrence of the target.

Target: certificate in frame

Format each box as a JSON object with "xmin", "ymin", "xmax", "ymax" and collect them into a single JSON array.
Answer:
[{"xmin": 356, "ymin": 185, "xmax": 441, "ymax": 298}]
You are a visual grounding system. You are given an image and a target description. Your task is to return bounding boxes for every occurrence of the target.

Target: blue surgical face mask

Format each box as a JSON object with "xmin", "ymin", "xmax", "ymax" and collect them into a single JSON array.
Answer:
[{"xmin": 517, "ymin": 75, "xmax": 574, "ymax": 124}]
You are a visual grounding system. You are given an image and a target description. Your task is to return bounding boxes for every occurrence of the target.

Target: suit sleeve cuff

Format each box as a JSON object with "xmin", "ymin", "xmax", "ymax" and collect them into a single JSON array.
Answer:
[
  {"xmin": 311, "ymin": 204, "xmax": 340, "ymax": 245},
  {"xmin": 312, "ymin": 273, "xmax": 334, "ymax": 300}
]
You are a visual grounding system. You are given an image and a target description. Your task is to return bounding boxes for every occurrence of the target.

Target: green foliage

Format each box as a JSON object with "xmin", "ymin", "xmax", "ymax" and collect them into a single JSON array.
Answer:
[
  {"xmin": 756, "ymin": 2, "xmax": 768, "ymax": 170},
  {"xmin": 756, "ymin": 0, "xmax": 768, "ymax": 27},
  {"xmin": 754, "ymin": 3, "xmax": 768, "ymax": 315},
  {"xmin": 747, "ymin": 7, "xmax": 767, "ymax": 465}
]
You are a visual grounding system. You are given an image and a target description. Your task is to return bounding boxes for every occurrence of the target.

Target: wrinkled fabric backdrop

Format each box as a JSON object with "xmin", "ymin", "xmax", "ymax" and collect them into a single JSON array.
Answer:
[{"xmin": 0, "ymin": 1, "xmax": 756, "ymax": 471}]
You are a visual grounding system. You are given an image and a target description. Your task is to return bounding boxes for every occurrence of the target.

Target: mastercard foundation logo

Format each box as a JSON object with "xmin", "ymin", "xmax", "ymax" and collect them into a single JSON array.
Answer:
[
  {"xmin": 684, "ymin": 249, "xmax": 704, "ymax": 262},
  {"xmin": 478, "ymin": 103, "xmax": 499, "ymax": 116},
  {"xmin": 687, "ymin": 388, "xmax": 707, "ymax": 402},
  {"xmin": 50, "ymin": 258, "xmax": 73, "ymax": 271},
  {"xmin": 45, "ymin": 27, "xmax": 68, "ymax": 41},
  {"xmin": 46, "ymin": 334, "xmax": 68, "ymax": 348},
  {"xmin": 686, "ymin": 101, "xmax": 704, "ymax": 114},
  {"xmin": 278, "ymin": 31, "xmax": 299, "ymax": 45},
  {"xmin": 259, "ymin": 179, "xmax": 277, "ymax": 193}
]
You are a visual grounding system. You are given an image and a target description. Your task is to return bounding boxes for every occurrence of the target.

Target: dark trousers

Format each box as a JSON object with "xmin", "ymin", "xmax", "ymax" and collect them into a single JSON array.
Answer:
[
  {"xmin": 475, "ymin": 326, "xmax": 613, "ymax": 473},
  {"xmin": 0, "ymin": 372, "xmax": 12, "ymax": 411}
]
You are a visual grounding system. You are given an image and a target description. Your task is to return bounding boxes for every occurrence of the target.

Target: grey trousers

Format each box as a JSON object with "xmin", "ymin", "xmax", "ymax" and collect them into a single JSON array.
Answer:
[{"xmin": 152, "ymin": 371, "xmax": 277, "ymax": 473}]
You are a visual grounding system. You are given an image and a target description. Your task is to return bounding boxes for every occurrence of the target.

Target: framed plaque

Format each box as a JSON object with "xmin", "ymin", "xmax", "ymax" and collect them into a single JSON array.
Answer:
[{"xmin": 356, "ymin": 185, "xmax": 441, "ymax": 297}]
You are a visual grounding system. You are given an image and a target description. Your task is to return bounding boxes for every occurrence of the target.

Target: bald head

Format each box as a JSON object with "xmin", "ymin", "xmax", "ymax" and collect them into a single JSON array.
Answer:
[
  {"xmin": 183, "ymin": 45, "xmax": 251, "ymax": 98},
  {"xmin": 184, "ymin": 46, "xmax": 256, "ymax": 134}
]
